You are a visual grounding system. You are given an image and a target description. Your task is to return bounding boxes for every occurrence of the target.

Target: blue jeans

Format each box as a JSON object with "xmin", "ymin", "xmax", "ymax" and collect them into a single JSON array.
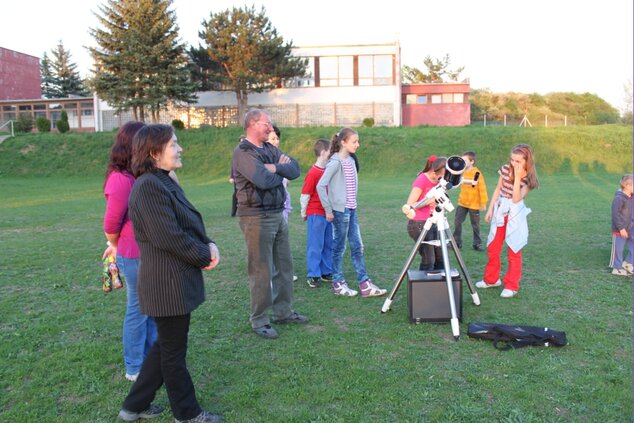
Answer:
[
  {"xmin": 332, "ymin": 208, "xmax": 369, "ymax": 284},
  {"xmin": 117, "ymin": 255, "xmax": 157, "ymax": 375},
  {"xmin": 306, "ymin": 214, "xmax": 333, "ymax": 278}
]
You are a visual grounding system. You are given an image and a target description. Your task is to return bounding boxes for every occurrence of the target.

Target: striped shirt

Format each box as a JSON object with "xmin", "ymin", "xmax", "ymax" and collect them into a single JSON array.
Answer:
[
  {"xmin": 499, "ymin": 164, "xmax": 526, "ymax": 199},
  {"xmin": 342, "ymin": 157, "xmax": 357, "ymax": 209}
]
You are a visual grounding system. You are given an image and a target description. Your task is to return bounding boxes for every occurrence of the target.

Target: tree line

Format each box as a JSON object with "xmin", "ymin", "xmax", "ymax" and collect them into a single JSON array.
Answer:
[{"xmin": 38, "ymin": 0, "xmax": 628, "ymax": 126}]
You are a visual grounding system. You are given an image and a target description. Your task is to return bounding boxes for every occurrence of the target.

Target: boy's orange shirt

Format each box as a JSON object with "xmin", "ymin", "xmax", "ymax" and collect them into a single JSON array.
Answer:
[{"xmin": 457, "ymin": 167, "xmax": 488, "ymax": 210}]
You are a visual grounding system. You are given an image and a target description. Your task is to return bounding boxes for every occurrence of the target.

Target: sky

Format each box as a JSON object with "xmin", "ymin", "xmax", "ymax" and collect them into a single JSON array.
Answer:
[{"xmin": 2, "ymin": 0, "xmax": 632, "ymax": 110}]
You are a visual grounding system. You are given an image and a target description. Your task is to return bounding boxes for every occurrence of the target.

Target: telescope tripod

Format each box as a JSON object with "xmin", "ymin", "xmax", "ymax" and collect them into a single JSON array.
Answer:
[{"xmin": 380, "ymin": 206, "xmax": 481, "ymax": 340}]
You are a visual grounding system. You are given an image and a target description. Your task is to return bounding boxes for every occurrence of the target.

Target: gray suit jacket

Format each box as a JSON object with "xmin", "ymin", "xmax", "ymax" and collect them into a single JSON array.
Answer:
[{"xmin": 129, "ymin": 170, "xmax": 212, "ymax": 317}]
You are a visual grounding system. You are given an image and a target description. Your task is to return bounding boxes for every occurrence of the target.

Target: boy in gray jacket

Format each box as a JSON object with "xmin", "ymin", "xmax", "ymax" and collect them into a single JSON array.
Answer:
[{"xmin": 609, "ymin": 174, "xmax": 633, "ymax": 275}]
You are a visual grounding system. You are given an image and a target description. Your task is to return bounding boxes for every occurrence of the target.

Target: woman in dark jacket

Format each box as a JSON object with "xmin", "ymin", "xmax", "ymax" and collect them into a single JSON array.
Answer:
[{"xmin": 118, "ymin": 124, "xmax": 221, "ymax": 423}]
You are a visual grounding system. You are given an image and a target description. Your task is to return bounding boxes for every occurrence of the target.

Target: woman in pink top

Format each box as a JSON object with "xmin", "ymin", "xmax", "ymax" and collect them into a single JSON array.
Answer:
[
  {"xmin": 403, "ymin": 155, "xmax": 447, "ymax": 271},
  {"xmin": 102, "ymin": 121, "xmax": 157, "ymax": 382}
]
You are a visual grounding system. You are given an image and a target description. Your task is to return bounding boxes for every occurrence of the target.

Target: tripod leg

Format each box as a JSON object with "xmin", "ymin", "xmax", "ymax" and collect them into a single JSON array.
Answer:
[
  {"xmin": 445, "ymin": 229, "xmax": 481, "ymax": 306},
  {"xmin": 381, "ymin": 222, "xmax": 431, "ymax": 313},
  {"xmin": 438, "ymin": 226, "xmax": 460, "ymax": 340}
]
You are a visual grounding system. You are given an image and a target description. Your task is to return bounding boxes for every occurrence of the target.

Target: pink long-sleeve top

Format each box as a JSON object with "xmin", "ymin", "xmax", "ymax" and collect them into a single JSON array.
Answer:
[{"xmin": 104, "ymin": 170, "xmax": 139, "ymax": 258}]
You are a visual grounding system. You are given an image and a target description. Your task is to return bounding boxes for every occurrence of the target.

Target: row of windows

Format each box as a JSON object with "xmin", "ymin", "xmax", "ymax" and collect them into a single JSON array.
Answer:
[
  {"xmin": 403, "ymin": 93, "xmax": 466, "ymax": 105},
  {"xmin": 284, "ymin": 54, "xmax": 394, "ymax": 88},
  {"xmin": 2, "ymin": 102, "xmax": 93, "ymax": 112}
]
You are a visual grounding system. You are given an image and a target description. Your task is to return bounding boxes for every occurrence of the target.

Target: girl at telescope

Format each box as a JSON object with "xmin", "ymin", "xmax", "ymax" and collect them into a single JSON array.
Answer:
[
  {"xmin": 476, "ymin": 144, "xmax": 539, "ymax": 298},
  {"xmin": 403, "ymin": 155, "xmax": 447, "ymax": 271}
]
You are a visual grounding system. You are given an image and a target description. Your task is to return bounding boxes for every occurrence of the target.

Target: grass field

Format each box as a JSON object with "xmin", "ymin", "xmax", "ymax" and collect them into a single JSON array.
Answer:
[{"xmin": 0, "ymin": 126, "xmax": 632, "ymax": 422}]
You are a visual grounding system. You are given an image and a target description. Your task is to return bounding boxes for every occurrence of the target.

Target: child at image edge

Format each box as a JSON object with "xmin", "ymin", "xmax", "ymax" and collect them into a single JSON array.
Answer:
[
  {"xmin": 453, "ymin": 151, "xmax": 488, "ymax": 251},
  {"xmin": 476, "ymin": 144, "xmax": 539, "ymax": 298},
  {"xmin": 300, "ymin": 139, "xmax": 334, "ymax": 288},
  {"xmin": 316, "ymin": 128, "xmax": 387, "ymax": 297},
  {"xmin": 609, "ymin": 174, "xmax": 633, "ymax": 276}
]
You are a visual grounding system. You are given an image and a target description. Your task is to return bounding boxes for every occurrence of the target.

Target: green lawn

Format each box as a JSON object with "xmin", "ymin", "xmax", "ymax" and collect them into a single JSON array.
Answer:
[{"xmin": 0, "ymin": 167, "xmax": 631, "ymax": 421}]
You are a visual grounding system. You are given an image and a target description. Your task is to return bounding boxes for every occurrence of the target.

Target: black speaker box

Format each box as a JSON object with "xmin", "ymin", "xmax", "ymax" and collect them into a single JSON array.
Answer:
[{"xmin": 407, "ymin": 269, "xmax": 462, "ymax": 323}]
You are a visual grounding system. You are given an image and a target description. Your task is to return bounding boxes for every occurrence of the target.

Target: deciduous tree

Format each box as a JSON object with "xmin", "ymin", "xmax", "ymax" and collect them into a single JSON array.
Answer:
[
  {"xmin": 197, "ymin": 5, "xmax": 307, "ymax": 120},
  {"xmin": 402, "ymin": 54, "xmax": 465, "ymax": 84}
]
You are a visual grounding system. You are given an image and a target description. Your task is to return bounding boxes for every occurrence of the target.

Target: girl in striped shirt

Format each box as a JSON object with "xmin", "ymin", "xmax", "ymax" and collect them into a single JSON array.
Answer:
[
  {"xmin": 317, "ymin": 128, "xmax": 387, "ymax": 297},
  {"xmin": 476, "ymin": 144, "xmax": 539, "ymax": 298}
]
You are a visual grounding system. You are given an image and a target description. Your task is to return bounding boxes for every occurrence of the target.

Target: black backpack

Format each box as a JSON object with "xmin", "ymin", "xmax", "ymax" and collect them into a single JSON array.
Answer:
[{"xmin": 467, "ymin": 322, "xmax": 567, "ymax": 350}]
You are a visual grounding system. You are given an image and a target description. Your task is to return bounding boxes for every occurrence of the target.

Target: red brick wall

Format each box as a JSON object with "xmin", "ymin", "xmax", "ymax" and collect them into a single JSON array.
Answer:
[
  {"xmin": 0, "ymin": 47, "xmax": 41, "ymax": 100},
  {"xmin": 402, "ymin": 103, "xmax": 471, "ymax": 126},
  {"xmin": 402, "ymin": 83, "xmax": 471, "ymax": 126}
]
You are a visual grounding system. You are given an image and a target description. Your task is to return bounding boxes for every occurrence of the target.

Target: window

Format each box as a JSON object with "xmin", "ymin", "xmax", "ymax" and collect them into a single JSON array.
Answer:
[
  {"xmin": 453, "ymin": 93, "xmax": 464, "ymax": 103},
  {"xmin": 318, "ymin": 56, "xmax": 353, "ymax": 86},
  {"xmin": 283, "ymin": 57, "xmax": 315, "ymax": 87},
  {"xmin": 417, "ymin": 95, "xmax": 428, "ymax": 104},
  {"xmin": 431, "ymin": 94, "xmax": 442, "ymax": 104},
  {"xmin": 63, "ymin": 103, "xmax": 77, "ymax": 109},
  {"xmin": 18, "ymin": 105, "xmax": 32, "ymax": 111},
  {"xmin": 405, "ymin": 94, "xmax": 417, "ymax": 104},
  {"xmin": 358, "ymin": 55, "xmax": 393, "ymax": 86},
  {"xmin": 2, "ymin": 105, "xmax": 16, "ymax": 111},
  {"xmin": 442, "ymin": 93, "xmax": 453, "ymax": 104},
  {"xmin": 34, "ymin": 104, "xmax": 46, "ymax": 110}
]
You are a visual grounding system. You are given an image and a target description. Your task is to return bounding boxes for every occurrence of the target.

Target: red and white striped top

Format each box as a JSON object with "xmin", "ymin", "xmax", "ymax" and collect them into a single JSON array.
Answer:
[
  {"xmin": 342, "ymin": 157, "xmax": 357, "ymax": 209},
  {"xmin": 498, "ymin": 164, "xmax": 526, "ymax": 199}
]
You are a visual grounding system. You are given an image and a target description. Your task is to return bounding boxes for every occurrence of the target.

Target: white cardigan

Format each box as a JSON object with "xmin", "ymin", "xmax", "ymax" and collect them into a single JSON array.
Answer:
[{"xmin": 487, "ymin": 197, "xmax": 531, "ymax": 253}]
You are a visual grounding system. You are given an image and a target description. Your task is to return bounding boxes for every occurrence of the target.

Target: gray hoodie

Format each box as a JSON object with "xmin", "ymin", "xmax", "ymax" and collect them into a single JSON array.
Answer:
[{"xmin": 316, "ymin": 152, "xmax": 357, "ymax": 214}]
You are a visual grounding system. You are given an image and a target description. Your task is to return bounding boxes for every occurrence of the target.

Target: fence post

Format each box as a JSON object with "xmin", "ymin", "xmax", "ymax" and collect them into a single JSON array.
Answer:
[
  {"xmin": 504, "ymin": 115, "xmax": 507, "ymax": 127},
  {"xmin": 564, "ymin": 115, "xmax": 567, "ymax": 127},
  {"xmin": 484, "ymin": 114, "xmax": 487, "ymax": 127},
  {"xmin": 545, "ymin": 115, "xmax": 548, "ymax": 127}
]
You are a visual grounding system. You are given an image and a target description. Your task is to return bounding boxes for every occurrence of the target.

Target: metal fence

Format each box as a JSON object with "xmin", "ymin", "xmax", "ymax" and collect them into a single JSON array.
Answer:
[{"xmin": 98, "ymin": 102, "xmax": 395, "ymax": 130}]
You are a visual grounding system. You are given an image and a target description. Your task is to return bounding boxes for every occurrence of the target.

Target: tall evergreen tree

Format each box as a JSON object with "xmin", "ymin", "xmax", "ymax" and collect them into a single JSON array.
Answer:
[
  {"xmin": 50, "ymin": 41, "xmax": 89, "ymax": 97},
  {"xmin": 40, "ymin": 52, "xmax": 59, "ymax": 98},
  {"xmin": 89, "ymin": 0, "xmax": 197, "ymax": 122},
  {"xmin": 198, "ymin": 6, "xmax": 307, "ymax": 119}
]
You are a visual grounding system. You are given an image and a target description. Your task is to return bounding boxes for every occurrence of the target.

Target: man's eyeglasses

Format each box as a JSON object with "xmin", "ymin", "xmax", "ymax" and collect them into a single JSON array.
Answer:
[{"xmin": 255, "ymin": 121, "xmax": 273, "ymax": 127}]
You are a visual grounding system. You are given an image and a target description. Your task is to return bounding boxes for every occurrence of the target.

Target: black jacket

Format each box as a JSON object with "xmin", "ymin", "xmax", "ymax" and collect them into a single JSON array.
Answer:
[
  {"xmin": 129, "ymin": 170, "xmax": 212, "ymax": 317},
  {"xmin": 232, "ymin": 140, "xmax": 300, "ymax": 216}
]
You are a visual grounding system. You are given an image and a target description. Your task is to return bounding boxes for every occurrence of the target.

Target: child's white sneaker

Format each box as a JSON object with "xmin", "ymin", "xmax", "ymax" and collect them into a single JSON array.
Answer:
[
  {"xmin": 475, "ymin": 279, "xmax": 501, "ymax": 289},
  {"xmin": 332, "ymin": 281, "xmax": 358, "ymax": 296},
  {"xmin": 622, "ymin": 262, "xmax": 633, "ymax": 274},
  {"xmin": 611, "ymin": 268, "xmax": 630, "ymax": 276},
  {"xmin": 500, "ymin": 289, "xmax": 518, "ymax": 298}
]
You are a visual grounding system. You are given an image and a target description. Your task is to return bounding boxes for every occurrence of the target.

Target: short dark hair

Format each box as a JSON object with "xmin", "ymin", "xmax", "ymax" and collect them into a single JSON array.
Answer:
[
  {"xmin": 131, "ymin": 124, "xmax": 175, "ymax": 177},
  {"xmin": 272, "ymin": 124, "xmax": 280, "ymax": 138},
  {"xmin": 462, "ymin": 151, "xmax": 476, "ymax": 162},
  {"xmin": 313, "ymin": 138, "xmax": 330, "ymax": 156}
]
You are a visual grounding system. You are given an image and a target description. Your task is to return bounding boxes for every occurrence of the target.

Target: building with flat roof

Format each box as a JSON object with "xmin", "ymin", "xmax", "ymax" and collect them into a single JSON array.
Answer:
[{"xmin": 0, "ymin": 47, "xmax": 41, "ymax": 100}]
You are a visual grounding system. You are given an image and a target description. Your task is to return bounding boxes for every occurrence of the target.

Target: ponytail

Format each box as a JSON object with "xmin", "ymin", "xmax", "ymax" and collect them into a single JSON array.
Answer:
[{"xmin": 329, "ymin": 127, "xmax": 357, "ymax": 158}]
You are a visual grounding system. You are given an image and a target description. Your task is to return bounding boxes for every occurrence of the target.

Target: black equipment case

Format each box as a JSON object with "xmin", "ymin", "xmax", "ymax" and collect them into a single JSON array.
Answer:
[{"xmin": 407, "ymin": 269, "xmax": 462, "ymax": 323}]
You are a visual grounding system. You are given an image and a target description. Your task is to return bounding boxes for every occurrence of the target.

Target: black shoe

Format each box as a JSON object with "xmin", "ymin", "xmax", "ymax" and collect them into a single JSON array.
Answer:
[
  {"xmin": 306, "ymin": 277, "xmax": 322, "ymax": 288},
  {"xmin": 272, "ymin": 312, "xmax": 309, "ymax": 324},
  {"xmin": 119, "ymin": 404, "xmax": 164, "ymax": 421},
  {"xmin": 321, "ymin": 274, "xmax": 333, "ymax": 282},
  {"xmin": 455, "ymin": 243, "xmax": 462, "ymax": 249},
  {"xmin": 253, "ymin": 324, "xmax": 279, "ymax": 339},
  {"xmin": 473, "ymin": 245, "xmax": 484, "ymax": 251}
]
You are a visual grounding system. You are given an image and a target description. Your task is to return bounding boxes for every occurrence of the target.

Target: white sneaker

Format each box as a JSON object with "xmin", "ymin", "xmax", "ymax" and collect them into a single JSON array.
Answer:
[
  {"xmin": 475, "ymin": 279, "xmax": 502, "ymax": 289},
  {"xmin": 611, "ymin": 268, "xmax": 630, "ymax": 276},
  {"xmin": 500, "ymin": 289, "xmax": 517, "ymax": 298},
  {"xmin": 332, "ymin": 281, "xmax": 358, "ymax": 297},
  {"xmin": 125, "ymin": 372, "xmax": 139, "ymax": 382},
  {"xmin": 622, "ymin": 262, "xmax": 633, "ymax": 274}
]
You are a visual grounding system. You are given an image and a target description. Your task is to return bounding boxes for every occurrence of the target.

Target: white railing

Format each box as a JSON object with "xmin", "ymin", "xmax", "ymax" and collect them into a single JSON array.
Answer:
[{"xmin": 0, "ymin": 120, "xmax": 14, "ymax": 137}]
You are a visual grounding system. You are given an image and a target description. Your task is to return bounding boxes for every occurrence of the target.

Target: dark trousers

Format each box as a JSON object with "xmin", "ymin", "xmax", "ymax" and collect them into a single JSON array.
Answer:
[
  {"xmin": 453, "ymin": 206, "xmax": 482, "ymax": 248},
  {"xmin": 122, "ymin": 314, "xmax": 202, "ymax": 421},
  {"xmin": 407, "ymin": 219, "xmax": 444, "ymax": 271}
]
